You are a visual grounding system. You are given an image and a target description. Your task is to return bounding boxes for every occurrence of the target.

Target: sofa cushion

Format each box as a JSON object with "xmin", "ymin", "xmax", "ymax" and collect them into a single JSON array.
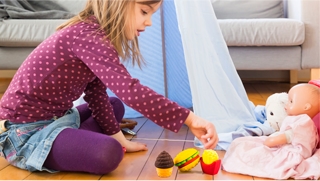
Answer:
[
  {"xmin": 0, "ymin": 0, "xmax": 86, "ymax": 47},
  {"xmin": 218, "ymin": 18, "xmax": 305, "ymax": 46},
  {"xmin": 229, "ymin": 46, "xmax": 301, "ymax": 70},
  {"xmin": 212, "ymin": 0, "xmax": 285, "ymax": 19},
  {"xmin": 0, "ymin": 19, "xmax": 66, "ymax": 47},
  {"xmin": 0, "ymin": 18, "xmax": 305, "ymax": 47},
  {"xmin": 54, "ymin": 0, "xmax": 87, "ymax": 14}
]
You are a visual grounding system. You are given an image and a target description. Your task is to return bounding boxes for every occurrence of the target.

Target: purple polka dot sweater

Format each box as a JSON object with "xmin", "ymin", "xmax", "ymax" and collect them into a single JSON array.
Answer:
[{"xmin": 0, "ymin": 17, "xmax": 190, "ymax": 135}]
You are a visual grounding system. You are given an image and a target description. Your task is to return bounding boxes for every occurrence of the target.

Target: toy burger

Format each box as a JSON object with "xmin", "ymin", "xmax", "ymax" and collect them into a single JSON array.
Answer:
[
  {"xmin": 173, "ymin": 148, "xmax": 200, "ymax": 172},
  {"xmin": 200, "ymin": 149, "xmax": 221, "ymax": 175}
]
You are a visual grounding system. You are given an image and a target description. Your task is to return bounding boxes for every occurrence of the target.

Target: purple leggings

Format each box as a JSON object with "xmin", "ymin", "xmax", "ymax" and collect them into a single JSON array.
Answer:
[{"xmin": 43, "ymin": 97, "xmax": 125, "ymax": 174}]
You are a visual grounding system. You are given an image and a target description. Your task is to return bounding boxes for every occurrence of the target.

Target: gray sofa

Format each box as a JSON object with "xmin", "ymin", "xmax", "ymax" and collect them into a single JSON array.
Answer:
[
  {"xmin": 212, "ymin": 0, "xmax": 320, "ymax": 83},
  {"xmin": 0, "ymin": 0, "xmax": 319, "ymax": 83},
  {"xmin": 0, "ymin": 0, "xmax": 86, "ymax": 75}
]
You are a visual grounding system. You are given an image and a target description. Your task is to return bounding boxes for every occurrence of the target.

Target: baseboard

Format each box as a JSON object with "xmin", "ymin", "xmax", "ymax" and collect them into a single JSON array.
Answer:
[
  {"xmin": 238, "ymin": 70, "xmax": 311, "ymax": 83},
  {"xmin": 240, "ymin": 77, "xmax": 289, "ymax": 82}
]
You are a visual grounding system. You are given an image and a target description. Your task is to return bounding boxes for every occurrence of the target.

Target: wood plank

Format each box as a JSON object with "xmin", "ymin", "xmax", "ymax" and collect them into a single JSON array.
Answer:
[
  {"xmin": 101, "ymin": 140, "xmax": 157, "ymax": 180},
  {"xmin": 244, "ymin": 83, "xmax": 261, "ymax": 99},
  {"xmin": 185, "ymin": 128, "xmax": 195, "ymax": 141},
  {"xmin": 252, "ymin": 176, "xmax": 274, "ymax": 180},
  {"xmin": 214, "ymin": 169, "xmax": 254, "ymax": 180},
  {"xmin": 24, "ymin": 171, "xmax": 68, "ymax": 180},
  {"xmin": 131, "ymin": 119, "xmax": 164, "ymax": 139},
  {"xmin": 159, "ymin": 124, "xmax": 189, "ymax": 140},
  {"xmin": 124, "ymin": 117, "xmax": 148, "ymax": 140},
  {"xmin": 250, "ymin": 83, "xmax": 273, "ymax": 101},
  {"xmin": 137, "ymin": 125, "xmax": 189, "ymax": 180},
  {"xmin": 244, "ymin": 83, "xmax": 266, "ymax": 106},
  {"xmin": 101, "ymin": 119, "xmax": 164, "ymax": 180},
  {"xmin": 266, "ymin": 82, "xmax": 292, "ymax": 93},
  {"xmin": 249, "ymin": 82, "xmax": 292, "ymax": 106},
  {"xmin": 248, "ymin": 97, "xmax": 266, "ymax": 106},
  {"xmin": 0, "ymin": 165, "xmax": 32, "ymax": 180},
  {"xmin": 60, "ymin": 172, "xmax": 101, "ymax": 180},
  {"xmin": 0, "ymin": 157, "xmax": 9, "ymax": 170}
]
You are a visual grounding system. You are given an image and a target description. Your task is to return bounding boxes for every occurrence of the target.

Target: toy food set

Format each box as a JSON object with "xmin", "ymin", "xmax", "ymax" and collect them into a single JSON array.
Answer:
[{"xmin": 155, "ymin": 148, "xmax": 221, "ymax": 177}]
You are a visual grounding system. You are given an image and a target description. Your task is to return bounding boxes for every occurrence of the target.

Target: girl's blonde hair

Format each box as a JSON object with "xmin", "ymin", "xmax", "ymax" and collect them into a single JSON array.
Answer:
[{"xmin": 57, "ymin": 0, "xmax": 161, "ymax": 67}]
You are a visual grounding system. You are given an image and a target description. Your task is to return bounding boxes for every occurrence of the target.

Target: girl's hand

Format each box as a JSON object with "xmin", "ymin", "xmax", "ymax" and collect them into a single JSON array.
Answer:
[
  {"xmin": 111, "ymin": 130, "xmax": 148, "ymax": 152},
  {"xmin": 184, "ymin": 112, "xmax": 219, "ymax": 149}
]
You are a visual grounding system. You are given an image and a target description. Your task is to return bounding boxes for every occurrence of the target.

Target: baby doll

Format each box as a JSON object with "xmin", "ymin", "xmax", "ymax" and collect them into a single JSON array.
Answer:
[
  {"xmin": 222, "ymin": 83, "xmax": 320, "ymax": 180},
  {"xmin": 264, "ymin": 83, "xmax": 320, "ymax": 147}
]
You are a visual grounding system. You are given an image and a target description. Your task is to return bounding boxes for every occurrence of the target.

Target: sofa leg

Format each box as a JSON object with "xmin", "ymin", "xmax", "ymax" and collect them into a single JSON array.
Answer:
[
  {"xmin": 311, "ymin": 68, "xmax": 320, "ymax": 80},
  {"xmin": 290, "ymin": 70, "xmax": 298, "ymax": 84}
]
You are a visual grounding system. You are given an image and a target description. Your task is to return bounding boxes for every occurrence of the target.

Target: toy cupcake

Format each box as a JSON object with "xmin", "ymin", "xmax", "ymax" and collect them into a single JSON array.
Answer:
[{"xmin": 155, "ymin": 151, "xmax": 174, "ymax": 178}]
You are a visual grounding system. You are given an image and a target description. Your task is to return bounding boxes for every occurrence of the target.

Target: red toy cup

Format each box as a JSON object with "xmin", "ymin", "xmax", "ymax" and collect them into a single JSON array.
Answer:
[{"xmin": 200, "ymin": 157, "xmax": 221, "ymax": 175}]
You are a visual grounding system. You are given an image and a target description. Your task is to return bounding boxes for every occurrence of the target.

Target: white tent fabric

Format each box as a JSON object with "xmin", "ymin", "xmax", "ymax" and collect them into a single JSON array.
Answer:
[{"xmin": 174, "ymin": 0, "xmax": 273, "ymax": 150}]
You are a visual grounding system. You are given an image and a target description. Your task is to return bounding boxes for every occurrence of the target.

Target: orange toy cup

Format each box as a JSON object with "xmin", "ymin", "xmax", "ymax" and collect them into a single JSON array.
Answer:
[{"xmin": 200, "ymin": 157, "xmax": 221, "ymax": 175}]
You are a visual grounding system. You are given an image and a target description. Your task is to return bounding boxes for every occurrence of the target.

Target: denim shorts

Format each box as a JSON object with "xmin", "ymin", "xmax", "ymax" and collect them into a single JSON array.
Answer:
[{"xmin": 0, "ymin": 108, "xmax": 80, "ymax": 173}]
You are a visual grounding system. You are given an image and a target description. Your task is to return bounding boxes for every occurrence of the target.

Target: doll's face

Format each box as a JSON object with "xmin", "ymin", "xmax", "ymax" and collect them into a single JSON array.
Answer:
[
  {"xmin": 286, "ymin": 87, "xmax": 306, "ymax": 116},
  {"xmin": 285, "ymin": 84, "xmax": 318, "ymax": 117}
]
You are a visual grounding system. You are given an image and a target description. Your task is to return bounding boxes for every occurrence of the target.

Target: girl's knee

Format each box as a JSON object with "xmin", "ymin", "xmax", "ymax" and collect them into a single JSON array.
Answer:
[{"xmin": 93, "ymin": 137, "xmax": 124, "ymax": 174}]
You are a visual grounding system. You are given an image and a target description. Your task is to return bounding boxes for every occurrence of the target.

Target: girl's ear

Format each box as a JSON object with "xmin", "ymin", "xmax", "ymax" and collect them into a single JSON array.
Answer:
[{"xmin": 304, "ymin": 103, "xmax": 311, "ymax": 111}]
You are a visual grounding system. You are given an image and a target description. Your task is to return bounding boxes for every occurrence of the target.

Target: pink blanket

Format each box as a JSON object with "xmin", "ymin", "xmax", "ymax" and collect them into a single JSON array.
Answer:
[{"xmin": 222, "ymin": 114, "xmax": 320, "ymax": 180}]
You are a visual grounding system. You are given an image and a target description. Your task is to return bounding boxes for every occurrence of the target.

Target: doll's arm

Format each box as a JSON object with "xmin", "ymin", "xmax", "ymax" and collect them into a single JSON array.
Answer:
[{"xmin": 263, "ymin": 129, "xmax": 293, "ymax": 147}]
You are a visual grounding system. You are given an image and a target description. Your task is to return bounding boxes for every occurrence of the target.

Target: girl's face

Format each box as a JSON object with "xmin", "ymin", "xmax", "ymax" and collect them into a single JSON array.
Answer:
[{"xmin": 126, "ymin": 0, "xmax": 161, "ymax": 40}]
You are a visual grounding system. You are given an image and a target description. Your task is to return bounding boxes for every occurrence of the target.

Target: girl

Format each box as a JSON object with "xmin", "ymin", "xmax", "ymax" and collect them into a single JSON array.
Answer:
[{"xmin": 0, "ymin": 0, "xmax": 218, "ymax": 175}]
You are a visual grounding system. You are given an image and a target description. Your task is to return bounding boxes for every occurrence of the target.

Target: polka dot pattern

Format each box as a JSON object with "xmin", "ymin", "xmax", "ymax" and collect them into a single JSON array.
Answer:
[{"xmin": 0, "ymin": 16, "xmax": 190, "ymax": 134}]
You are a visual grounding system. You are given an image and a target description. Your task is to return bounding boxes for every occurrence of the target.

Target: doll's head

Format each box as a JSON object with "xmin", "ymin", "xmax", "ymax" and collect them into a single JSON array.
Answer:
[{"xmin": 285, "ymin": 83, "xmax": 320, "ymax": 118}]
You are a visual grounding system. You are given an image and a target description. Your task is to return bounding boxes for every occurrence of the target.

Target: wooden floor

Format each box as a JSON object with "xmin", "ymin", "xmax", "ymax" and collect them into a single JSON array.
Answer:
[{"xmin": 0, "ymin": 78, "xmax": 301, "ymax": 180}]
